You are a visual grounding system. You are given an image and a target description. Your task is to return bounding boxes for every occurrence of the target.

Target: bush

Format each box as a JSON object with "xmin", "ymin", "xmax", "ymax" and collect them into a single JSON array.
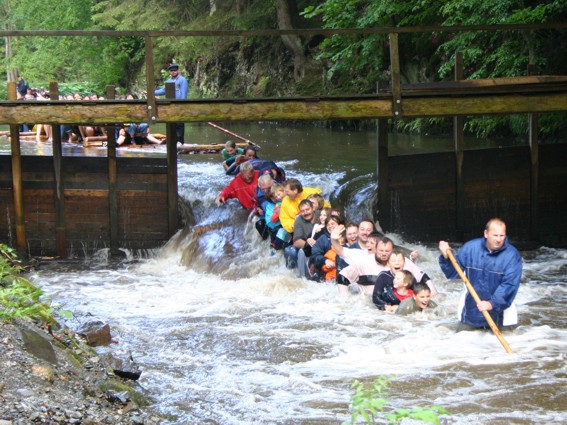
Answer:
[
  {"xmin": 0, "ymin": 244, "xmax": 71, "ymax": 323},
  {"xmin": 344, "ymin": 377, "xmax": 449, "ymax": 425}
]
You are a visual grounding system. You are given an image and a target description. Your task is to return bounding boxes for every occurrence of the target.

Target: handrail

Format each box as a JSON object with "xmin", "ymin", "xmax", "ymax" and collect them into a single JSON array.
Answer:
[{"xmin": 1, "ymin": 22, "xmax": 567, "ymax": 37}]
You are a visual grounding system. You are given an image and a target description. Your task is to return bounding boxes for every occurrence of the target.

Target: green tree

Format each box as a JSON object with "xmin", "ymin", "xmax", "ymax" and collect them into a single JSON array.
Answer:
[
  {"xmin": 303, "ymin": 0, "xmax": 567, "ymax": 138},
  {"xmin": 3, "ymin": 0, "xmax": 137, "ymax": 93},
  {"xmin": 302, "ymin": 0, "xmax": 445, "ymax": 94}
]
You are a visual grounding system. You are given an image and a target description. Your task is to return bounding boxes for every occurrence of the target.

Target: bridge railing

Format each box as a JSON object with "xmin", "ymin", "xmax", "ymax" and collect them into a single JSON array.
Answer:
[{"xmin": 2, "ymin": 23, "xmax": 567, "ymax": 125}]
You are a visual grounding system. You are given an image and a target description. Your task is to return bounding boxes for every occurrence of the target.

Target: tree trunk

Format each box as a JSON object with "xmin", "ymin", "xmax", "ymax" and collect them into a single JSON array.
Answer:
[
  {"xmin": 236, "ymin": 0, "xmax": 247, "ymax": 16},
  {"xmin": 209, "ymin": 0, "xmax": 216, "ymax": 15},
  {"xmin": 276, "ymin": 0, "xmax": 305, "ymax": 80},
  {"xmin": 5, "ymin": 35, "xmax": 18, "ymax": 82}
]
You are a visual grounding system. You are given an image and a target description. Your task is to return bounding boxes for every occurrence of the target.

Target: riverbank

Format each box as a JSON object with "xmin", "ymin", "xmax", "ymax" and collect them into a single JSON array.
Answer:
[{"xmin": 0, "ymin": 319, "xmax": 164, "ymax": 425}]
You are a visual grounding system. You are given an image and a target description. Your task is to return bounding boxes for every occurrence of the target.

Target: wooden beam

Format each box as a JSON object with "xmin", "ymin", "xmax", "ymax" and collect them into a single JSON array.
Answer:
[
  {"xmin": 7, "ymin": 82, "xmax": 26, "ymax": 255},
  {"xmin": 145, "ymin": 35, "xmax": 157, "ymax": 125},
  {"xmin": 0, "ymin": 103, "xmax": 148, "ymax": 124},
  {"xmin": 2, "ymin": 83, "xmax": 567, "ymax": 125},
  {"xmin": 106, "ymin": 85, "xmax": 119, "ymax": 256},
  {"xmin": 2, "ymin": 22, "xmax": 567, "ymax": 38},
  {"xmin": 377, "ymin": 118, "xmax": 389, "ymax": 231},
  {"xmin": 453, "ymin": 52, "xmax": 465, "ymax": 241},
  {"xmin": 50, "ymin": 82, "xmax": 67, "ymax": 258},
  {"xmin": 165, "ymin": 83, "xmax": 179, "ymax": 237},
  {"xmin": 389, "ymin": 33, "xmax": 403, "ymax": 117},
  {"xmin": 402, "ymin": 92, "xmax": 567, "ymax": 117},
  {"xmin": 155, "ymin": 98, "xmax": 393, "ymax": 122},
  {"xmin": 528, "ymin": 64, "xmax": 539, "ymax": 242}
]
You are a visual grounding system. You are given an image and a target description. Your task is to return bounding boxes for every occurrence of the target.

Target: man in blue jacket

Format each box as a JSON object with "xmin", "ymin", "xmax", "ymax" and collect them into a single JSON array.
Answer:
[
  {"xmin": 438, "ymin": 218, "xmax": 522, "ymax": 331},
  {"xmin": 154, "ymin": 63, "xmax": 188, "ymax": 144}
]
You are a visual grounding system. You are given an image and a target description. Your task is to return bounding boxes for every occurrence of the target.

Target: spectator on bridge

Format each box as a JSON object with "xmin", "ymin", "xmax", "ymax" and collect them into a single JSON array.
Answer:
[{"xmin": 154, "ymin": 63, "xmax": 188, "ymax": 145}]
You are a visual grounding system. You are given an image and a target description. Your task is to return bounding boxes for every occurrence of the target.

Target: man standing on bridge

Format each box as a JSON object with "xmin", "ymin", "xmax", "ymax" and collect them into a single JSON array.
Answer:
[{"xmin": 154, "ymin": 63, "xmax": 188, "ymax": 144}]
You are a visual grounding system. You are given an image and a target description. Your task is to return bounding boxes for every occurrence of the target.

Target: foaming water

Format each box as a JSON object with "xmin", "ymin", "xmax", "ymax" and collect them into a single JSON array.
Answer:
[
  {"xmin": 21, "ymin": 123, "xmax": 567, "ymax": 424},
  {"xmin": 31, "ymin": 242, "xmax": 567, "ymax": 424}
]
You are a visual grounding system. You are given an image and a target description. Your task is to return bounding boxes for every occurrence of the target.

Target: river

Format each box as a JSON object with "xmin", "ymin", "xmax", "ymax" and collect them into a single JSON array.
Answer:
[{"xmin": 5, "ymin": 122, "xmax": 567, "ymax": 424}]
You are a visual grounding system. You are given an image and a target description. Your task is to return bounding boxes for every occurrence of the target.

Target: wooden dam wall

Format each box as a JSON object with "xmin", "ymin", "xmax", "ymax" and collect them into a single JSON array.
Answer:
[
  {"xmin": 0, "ymin": 155, "xmax": 170, "ymax": 256},
  {"xmin": 383, "ymin": 143, "xmax": 567, "ymax": 247}
]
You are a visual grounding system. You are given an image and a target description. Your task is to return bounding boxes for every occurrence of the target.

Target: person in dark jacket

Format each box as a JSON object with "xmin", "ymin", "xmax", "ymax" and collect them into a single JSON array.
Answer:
[
  {"xmin": 438, "ymin": 217, "xmax": 522, "ymax": 331},
  {"xmin": 372, "ymin": 251, "xmax": 417, "ymax": 311}
]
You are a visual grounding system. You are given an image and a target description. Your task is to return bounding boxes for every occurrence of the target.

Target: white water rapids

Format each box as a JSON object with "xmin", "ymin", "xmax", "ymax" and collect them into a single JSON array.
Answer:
[{"xmin": 21, "ymin": 123, "xmax": 567, "ymax": 424}]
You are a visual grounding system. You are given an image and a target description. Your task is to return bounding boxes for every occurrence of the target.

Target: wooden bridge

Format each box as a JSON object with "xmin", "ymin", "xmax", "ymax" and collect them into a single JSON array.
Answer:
[{"xmin": 2, "ymin": 26, "xmax": 567, "ymax": 257}]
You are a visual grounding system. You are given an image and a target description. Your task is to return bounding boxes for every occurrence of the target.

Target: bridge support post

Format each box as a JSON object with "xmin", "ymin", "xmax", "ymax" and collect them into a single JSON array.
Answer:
[
  {"xmin": 7, "ymin": 82, "xmax": 27, "ymax": 256},
  {"xmin": 50, "ymin": 82, "xmax": 67, "ymax": 258},
  {"xmin": 528, "ymin": 64, "xmax": 539, "ymax": 242},
  {"xmin": 106, "ymin": 85, "xmax": 120, "ymax": 256},
  {"xmin": 454, "ymin": 52, "xmax": 465, "ymax": 241},
  {"xmin": 165, "ymin": 83, "xmax": 179, "ymax": 237}
]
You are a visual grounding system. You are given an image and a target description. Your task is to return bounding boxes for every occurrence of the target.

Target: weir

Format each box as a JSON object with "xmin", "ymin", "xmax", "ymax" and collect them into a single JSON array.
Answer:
[{"xmin": 1, "ymin": 26, "xmax": 567, "ymax": 257}]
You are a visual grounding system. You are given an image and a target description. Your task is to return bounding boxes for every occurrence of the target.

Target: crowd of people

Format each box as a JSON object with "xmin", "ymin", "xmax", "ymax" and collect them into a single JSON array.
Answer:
[
  {"xmin": 214, "ymin": 140, "xmax": 438, "ymax": 316},
  {"xmin": 214, "ymin": 140, "xmax": 523, "ymax": 329},
  {"xmin": 16, "ymin": 76, "xmax": 169, "ymax": 146}
]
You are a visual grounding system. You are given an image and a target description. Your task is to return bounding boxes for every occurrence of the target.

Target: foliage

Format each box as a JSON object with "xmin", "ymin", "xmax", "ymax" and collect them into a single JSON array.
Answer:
[
  {"xmin": 302, "ymin": 0, "xmax": 444, "ymax": 93},
  {"xmin": 0, "ymin": 244, "xmax": 72, "ymax": 323},
  {"xmin": 0, "ymin": 243, "xmax": 23, "ymax": 283},
  {"xmin": 344, "ymin": 377, "xmax": 449, "ymax": 425},
  {"xmin": 302, "ymin": 0, "xmax": 567, "ymax": 138},
  {"xmin": 437, "ymin": 0, "xmax": 567, "ymax": 79},
  {"xmin": 1, "ymin": 0, "xmax": 146, "ymax": 93}
]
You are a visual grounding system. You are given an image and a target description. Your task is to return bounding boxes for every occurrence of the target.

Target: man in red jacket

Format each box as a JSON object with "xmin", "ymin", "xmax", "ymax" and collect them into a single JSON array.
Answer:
[{"xmin": 214, "ymin": 162, "xmax": 259, "ymax": 209}]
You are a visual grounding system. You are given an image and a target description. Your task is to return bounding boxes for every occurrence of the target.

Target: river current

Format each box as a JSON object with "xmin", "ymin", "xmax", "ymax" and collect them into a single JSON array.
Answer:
[{"xmin": 9, "ymin": 122, "xmax": 567, "ymax": 424}]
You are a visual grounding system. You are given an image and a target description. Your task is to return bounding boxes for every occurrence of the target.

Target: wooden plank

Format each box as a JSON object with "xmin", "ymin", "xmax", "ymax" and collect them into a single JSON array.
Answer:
[
  {"xmin": 3, "ymin": 85, "xmax": 567, "ymax": 124},
  {"xmin": 50, "ymin": 81, "xmax": 67, "ymax": 258},
  {"xmin": 403, "ymin": 92, "xmax": 567, "ymax": 117},
  {"xmin": 0, "ymin": 102, "xmax": 147, "ymax": 124},
  {"xmin": 389, "ymin": 33, "xmax": 402, "ymax": 117},
  {"xmin": 399, "ymin": 75, "xmax": 567, "ymax": 95},
  {"xmin": 155, "ymin": 98, "xmax": 394, "ymax": 122},
  {"xmin": 7, "ymin": 81, "xmax": 27, "ymax": 254},
  {"xmin": 527, "ymin": 64, "xmax": 539, "ymax": 242},
  {"xmin": 377, "ymin": 117, "xmax": 389, "ymax": 231},
  {"xmin": 106, "ymin": 85, "xmax": 119, "ymax": 256},
  {"xmin": 165, "ymin": 83, "xmax": 179, "ymax": 237},
  {"xmin": 145, "ymin": 35, "xmax": 157, "ymax": 125},
  {"xmin": 454, "ymin": 52, "xmax": 465, "ymax": 240}
]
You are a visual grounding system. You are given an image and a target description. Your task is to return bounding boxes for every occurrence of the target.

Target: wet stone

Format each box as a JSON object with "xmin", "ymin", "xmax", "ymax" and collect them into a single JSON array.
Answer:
[
  {"xmin": 15, "ymin": 388, "xmax": 33, "ymax": 398},
  {"xmin": 17, "ymin": 326, "xmax": 57, "ymax": 365},
  {"xmin": 77, "ymin": 321, "xmax": 112, "ymax": 347}
]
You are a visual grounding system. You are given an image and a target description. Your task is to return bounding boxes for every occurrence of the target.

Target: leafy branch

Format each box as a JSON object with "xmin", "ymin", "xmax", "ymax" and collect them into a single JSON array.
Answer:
[
  {"xmin": 0, "ymin": 244, "xmax": 72, "ymax": 323},
  {"xmin": 344, "ymin": 377, "xmax": 449, "ymax": 425}
]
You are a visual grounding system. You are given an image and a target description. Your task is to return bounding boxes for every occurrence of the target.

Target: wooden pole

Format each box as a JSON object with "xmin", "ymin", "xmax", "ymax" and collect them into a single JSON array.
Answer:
[
  {"xmin": 389, "ymin": 33, "xmax": 403, "ymax": 117},
  {"xmin": 454, "ymin": 52, "xmax": 465, "ymax": 241},
  {"xmin": 106, "ymin": 85, "xmax": 119, "ymax": 256},
  {"xmin": 165, "ymin": 82, "xmax": 178, "ymax": 236},
  {"xmin": 376, "ymin": 81, "xmax": 390, "ymax": 231},
  {"xmin": 527, "ymin": 64, "xmax": 539, "ymax": 242},
  {"xmin": 446, "ymin": 249, "xmax": 513, "ymax": 354},
  {"xmin": 145, "ymin": 35, "xmax": 157, "ymax": 125},
  {"xmin": 50, "ymin": 81, "xmax": 67, "ymax": 258},
  {"xmin": 206, "ymin": 122, "xmax": 252, "ymax": 144},
  {"xmin": 7, "ymin": 81, "xmax": 27, "ymax": 255}
]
